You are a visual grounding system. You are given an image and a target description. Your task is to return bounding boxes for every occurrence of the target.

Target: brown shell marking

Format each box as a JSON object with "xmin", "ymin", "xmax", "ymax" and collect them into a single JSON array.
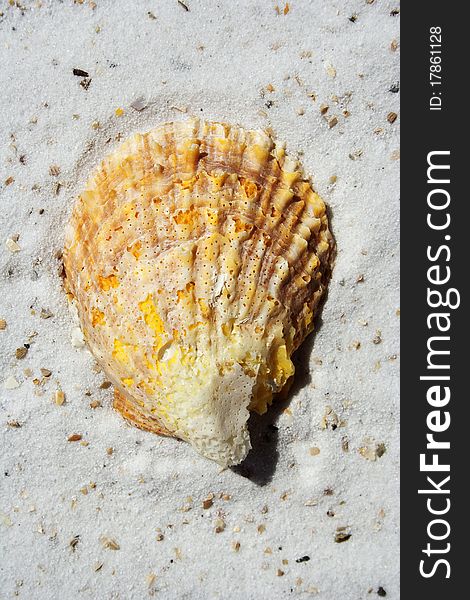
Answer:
[{"xmin": 113, "ymin": 389, "xmax": 173, "ymax": 437}]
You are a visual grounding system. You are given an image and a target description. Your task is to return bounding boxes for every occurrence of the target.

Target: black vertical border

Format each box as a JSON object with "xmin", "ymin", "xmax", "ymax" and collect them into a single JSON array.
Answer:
[{"xmin": 401, "ymin": 3, "xmax": 467, "ymax": 597}]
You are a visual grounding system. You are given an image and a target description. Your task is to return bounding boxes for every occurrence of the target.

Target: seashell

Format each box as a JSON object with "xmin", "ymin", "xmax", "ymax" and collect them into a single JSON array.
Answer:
[{"xmin": 63, "ymin": 119, "xmax": 334, "ymax": 467}]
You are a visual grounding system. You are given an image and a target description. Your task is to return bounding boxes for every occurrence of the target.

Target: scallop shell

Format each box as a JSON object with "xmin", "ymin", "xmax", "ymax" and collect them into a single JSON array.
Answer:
[{"xmin": 63, "ymin": 119, "xmax": 334, "ymax": 466}]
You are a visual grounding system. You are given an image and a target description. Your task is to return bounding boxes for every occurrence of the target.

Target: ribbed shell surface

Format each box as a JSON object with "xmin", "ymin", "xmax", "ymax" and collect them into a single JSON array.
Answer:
[{"xmin": 63, "ymin": 119, "xmax": 334, "ymax": 466}]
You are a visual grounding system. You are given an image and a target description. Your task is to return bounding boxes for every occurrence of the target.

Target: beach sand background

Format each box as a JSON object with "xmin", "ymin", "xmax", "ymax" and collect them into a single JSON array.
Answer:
[{"xmin": 1, "ymin": 1, "xmax": 399, "ymax": 598}]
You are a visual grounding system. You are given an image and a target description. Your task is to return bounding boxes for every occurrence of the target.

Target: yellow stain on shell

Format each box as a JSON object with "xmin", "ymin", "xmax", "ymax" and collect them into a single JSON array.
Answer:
[{"xmin": 139, "ymin": 295, "xmax": 166, "ymax": 338}]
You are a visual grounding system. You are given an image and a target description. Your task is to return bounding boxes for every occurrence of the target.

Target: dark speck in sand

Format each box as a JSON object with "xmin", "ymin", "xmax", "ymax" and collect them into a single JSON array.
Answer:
[{"xmin": 73, "ymin": 68, "xmax": 89, "ymax": 77}]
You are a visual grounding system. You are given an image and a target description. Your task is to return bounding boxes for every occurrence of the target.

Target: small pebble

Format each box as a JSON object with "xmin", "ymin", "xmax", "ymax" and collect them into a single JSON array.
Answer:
[
  {"xmin": 214, "ymin": 518, "xmax": 225, "ymax": 533},
  {"xmin": 54, "ymin": 391, "xmax": 65, "ymax": 405},
  {"xmin": 131, "ymin": 97, "xmax": 148, "ymax": 111},
  {"xmin": 100, "ymin": 536, "xmax": 120, "ymax": 550},
  {"xmin": 69, "ymin": 535, "xmax": 80, "ymax": 551},
  {"xmin": 304, "ymin": 499, "xmax": 318, "ymax": 507},
  {"xmin": 334, "ymin": 528, "xmax": 351, "ymax": 543},
  {"xmin": 73, "ymin": 68, "xmax": 89, "ymax": 78},
  {"xmin": 328, "ymin": 116, "xmax": 338, "ymax": 128},
  {"xmin": 6, "ymin": 238, "xmax": 21, "ymax": 253},
  {"xmin": 377, "ymin": 587, "xmax": 387, "ymax": 597},
  {"xmin": 372, "ymin": 330, "xmax": 382, "ymax": 344},
  {"xmin": 202, "ymin": 497, "xmax": 214, "ymax": 509},
  {"xmin": 4, "ymin": 375, "xmax": 20, "ymax": 390},
  {"xmin": 325, "ymin": 64, "xmax": 336, "ymax": 78},
  {"xmin": 15, "ymin": 347, "xmax": 28, "ymax": 360}
]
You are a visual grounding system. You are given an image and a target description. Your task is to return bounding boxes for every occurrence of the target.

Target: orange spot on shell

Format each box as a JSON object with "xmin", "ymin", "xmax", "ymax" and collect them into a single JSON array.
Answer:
[
  {"xmin": 240, "ymin": 178, "xmax": 259, "ymax": 199},
  {"xmin": 233, "ymin": 217, "xmax": 253, "ymax": 233},
  {"xmin": 127, "ymin": 240, "xmax": 142, "ymax": 259},
  {"xmin": 91, "ymin": 307, "xmax": 106, "ymax": 327},
  {"xmin": 98, "ymin": 274, "xmax": 120, "ymax": 291},
  {"xmin": 174, "ymin": 209, "xmax": 194, "ymax": 225}
]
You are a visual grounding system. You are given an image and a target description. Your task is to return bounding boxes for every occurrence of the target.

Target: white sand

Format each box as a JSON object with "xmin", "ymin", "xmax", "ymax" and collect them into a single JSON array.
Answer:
[{"xmin": 0, "ymin": 1, "xmax": 400, "ymax": 598}]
